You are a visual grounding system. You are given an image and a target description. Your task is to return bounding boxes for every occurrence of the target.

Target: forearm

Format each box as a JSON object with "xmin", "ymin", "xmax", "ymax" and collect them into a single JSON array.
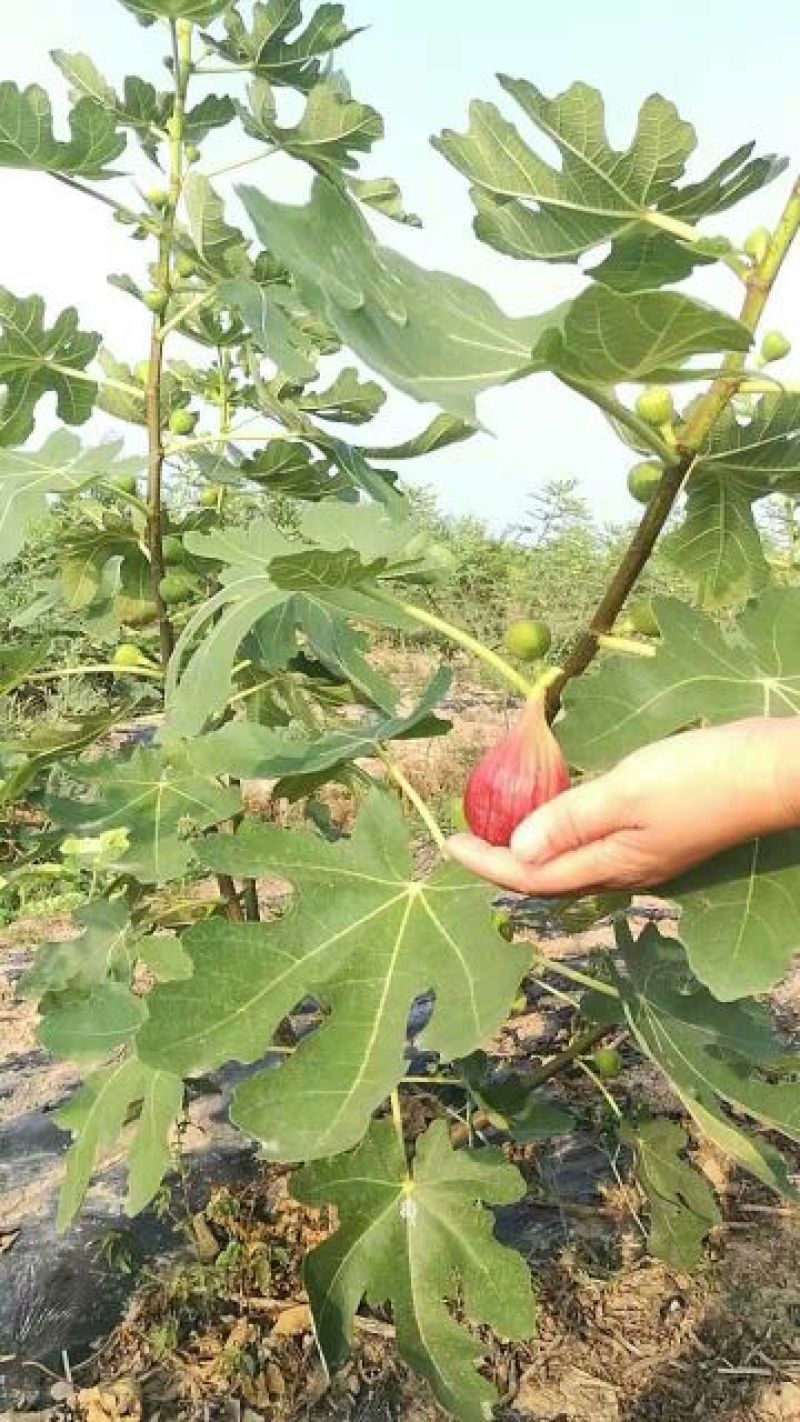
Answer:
[{"xmin": 755, "ymin": 716, "xmax": 800, "ymax": 835}]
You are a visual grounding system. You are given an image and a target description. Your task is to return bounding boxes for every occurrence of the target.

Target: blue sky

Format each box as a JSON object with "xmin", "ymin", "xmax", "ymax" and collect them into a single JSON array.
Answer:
[{"xmin": 4, "ymin": 0, "xmax": 799, "ymax": 526}]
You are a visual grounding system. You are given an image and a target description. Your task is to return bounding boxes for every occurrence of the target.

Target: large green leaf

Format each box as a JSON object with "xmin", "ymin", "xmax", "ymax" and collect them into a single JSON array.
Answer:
[
  {"xmin": 205, "ymin": 2, "xmax": 362, "ymax": 91},
  {"xmin": 662, "ymin": 831, "xmax": 800, "ymax": 999},
  {"xmin": 241, "ymin": 76, "xmax": 382, "ymax": 172},
  {"xmin": 188, "ymin": 667, "xmax": 451, "ymax": 782},
  {"xmin": 434, "ymin": 78, "xmax": 785, "ymax": 284},
  {"xmin": 0, "ymin": 702, "xmax": 134, "ymax": 807},
  {"xmin": 294, "ymin": 1118, "xmax": 536, "ymax": 1422},
  {"xmin": 559, "ymin": 588, "xmax": 800, "ymax": 769},
  {"xmin": 550, "ymin": 285, "xmax": 750, "ymax": 385},
  {"xmin": 137, "ymin": 792, "xmax": 529, "ymax": 1160},
  {"xmin": 360, "ymin": 412, "xmax": 475, "ymax": 461},
  {"xmin": 665, "ymin": 396, "xmax": 800, "ymax": 605},
  {"xmin": 55, "ymin": 1055, "xmax": 183, "ymax": 1230},
  {"xmin": 165, "ymin": 509, "xmax": 426, "ymax": 733},
  {"xmin": 294, "ymin": 367, "xmax": 386, "ymax": 424},
  {"xmin": 0, "ymin": 290, "xmax": 101, "ymax": 447},
  {"xmin": 433, "ymin": 79, "xmax": 694, "ymax": 262},
  {"xmin": 622, "ymin": 1118, "xmax": 721, "ymax": 1269},
  {"xmin": 591, "ymin": 142, "xmax": 787, "ymax": 291},
  {"xmin": 39, "ymin": 983, "xmax": 147, "ymax": 1062},
  {"xmin": 19, "ymin": 900, "xmax": 135, "ymax": 999},
  {"xmin": 616, "ymin": 926, "xmax": 800, "ymax": 1197},
  {"xmin": 0, "ymin": 82, "xmax": 125, "ymax": 178},
  {"xmin": 46, "ymin": 745, "xmax": 241, "ymax": 884},
  {"xmin": 51, "ymin": 51, "xmax": 176, "ymax": 152},
  {"xmin": 0, "ymin": 431, "xmax": 141, "ymax": 561},
  {"xmin": 238, "ymin": 177, "xmax": 566, "ymax": 418},
  {"xmin": 182, "ymin": 173, "xmax": 251, "ymax": 277}
]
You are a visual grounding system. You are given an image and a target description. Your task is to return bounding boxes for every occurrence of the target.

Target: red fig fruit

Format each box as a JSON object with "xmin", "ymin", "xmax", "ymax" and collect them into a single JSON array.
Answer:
[{"xmin": 463, "ymin": 696, "xmax": 570, "ymax": 847}]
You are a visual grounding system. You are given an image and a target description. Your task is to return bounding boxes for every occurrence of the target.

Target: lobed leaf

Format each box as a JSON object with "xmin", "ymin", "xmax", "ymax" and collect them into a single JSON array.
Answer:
[
  {"xmin": 0, "ymin": 81, "xmax": 125, "ymax": 178},
  {"xmin": 137, "ymin": 792, "xmax": 529, "ymax": 1161},
  {"xmin": 0, "ymin": 290, "xmax": 101, "ymax": 447},
  {"xmin": 622, "ymin": 1117, "xmax": 721, "ymax": 1270}
]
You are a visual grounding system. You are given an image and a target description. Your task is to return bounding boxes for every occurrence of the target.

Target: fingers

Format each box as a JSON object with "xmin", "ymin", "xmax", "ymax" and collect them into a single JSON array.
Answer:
[
  {"xmin": 508, "ymin": 774, "xmax": 624, "ymax": 863},
  {"xmin": 447, "ymin": 830, "xmax": 629, "ymax": 894}
]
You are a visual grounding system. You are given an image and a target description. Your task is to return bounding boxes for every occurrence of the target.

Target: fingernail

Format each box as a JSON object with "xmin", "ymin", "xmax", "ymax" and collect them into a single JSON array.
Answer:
[{"xmin": 509, "ymin": 819, "xmax": 549, "ymax": 861}]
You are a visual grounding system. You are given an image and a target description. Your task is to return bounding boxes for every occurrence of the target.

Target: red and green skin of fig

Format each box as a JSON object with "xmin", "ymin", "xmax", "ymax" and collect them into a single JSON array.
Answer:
[{"xmin": 462, "ymin": 696, "xmax": 570, "ymax": 847}]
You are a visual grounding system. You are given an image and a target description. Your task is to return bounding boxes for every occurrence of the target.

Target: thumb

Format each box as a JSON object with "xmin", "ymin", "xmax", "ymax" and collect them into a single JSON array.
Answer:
[{"xmin": 509, "ymin": 772, "xmax": 620, "ymax": 863}]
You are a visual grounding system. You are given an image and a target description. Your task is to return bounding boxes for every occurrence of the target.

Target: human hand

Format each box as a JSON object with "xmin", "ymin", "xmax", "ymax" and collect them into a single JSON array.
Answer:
[{"xmin": 448, "ymin": 717, "xmax": 800, "ymax": 895}]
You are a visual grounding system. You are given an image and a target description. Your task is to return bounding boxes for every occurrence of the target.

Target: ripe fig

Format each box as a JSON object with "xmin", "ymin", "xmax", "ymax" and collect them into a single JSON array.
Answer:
[{"xmin": 463, "ymin": 695, "xmax": 570, "ymax": 847}]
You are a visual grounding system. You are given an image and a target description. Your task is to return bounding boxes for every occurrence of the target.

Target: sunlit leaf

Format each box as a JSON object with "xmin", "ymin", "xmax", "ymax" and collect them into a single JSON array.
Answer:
[
  {"xmin": 182, "ymin": 173, "xmax": 251, "ymax": 277},
  {"xmin": 120, "ymin": 0, "xmax": 231, "ymax": 22},
  {"xmin": 294, "ymin": 1118, "xmax": 536, "ymax": 1422},
  {"xmin": 0, "ymin": 81, "xmax": 125, "ymax": 178},
  {"xmin": 205, "ymin": 2, "xmax": 363, "ymax": 91},
  {"xmin": 241, "ymin": 76, "xmax": 382, "ymax": 172},
  {"xmin": 0, "ymin": 290, "xmax": 101, "ymax": 447},
  {"xmin": 348, "ymin": 175, "xmax": 421, "ymax": 227}
]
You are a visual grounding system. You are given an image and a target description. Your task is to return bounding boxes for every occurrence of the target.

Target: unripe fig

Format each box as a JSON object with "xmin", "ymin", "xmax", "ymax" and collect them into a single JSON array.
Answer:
[
  {"xmin": 163, "ymin": 534, "xmax": 186, "ymax": 566},
  {"xmin": 144, "ymin": 289, "xmax": 169, "ymax": 314},
  {"xmin": 135, "ymin": 360, "xmax": 151, "ymax": 385},
  {"xmin": 159, "ymin": 571, "xmax": 195, "ymax": 605},
  {"xmin": 463, "ymin": 696, "xmax": 570, "ymax": 847},
  {"xmin": 112, "ymin": 643, "xmax": 146, "ymax": 669},
  {"xmin": 492, "ymin": 909, "xmax": 514, "ymax": 941},
  {"xmin": 744, "ymin": 226, "xmax": 770, "ymax": 264},
  {"xmin": 199, "ymin": 486, "xmax": 223, "ymax": 508},
  {"xmin": 761, "ymin": 330, "xmax": 792, "ymax": 363},
  {"xmin": 185, "ymin": 142, "xmax": 201, "ymax": 164},
  {"xmin": 504, "ymin": 617, "xmax": 552, "ymax": 661},
  {"xmin": 591, "ymin": 1046, "xmax": 623, "ymax": 1079},
  {"xmin": 146, "ymin": 188, "xmax": 170, "ymax": 210},
  {"xmin": 628, "ymin": 600, "xmax": 660, "ymax": 637},
  {"xmin": 635, "ymin": 387, "xmax": 675, "ymax": 427},
  {"xmin": 627, "ymin": 461, "xmax": 662, "ymax": 504},
  {"xmin": 169, "ymin": 407, "xmax": 198, "ymax": 436},
  {"xmin": 111, "ymin": 473, "xmax": 138, "ymax": 495},
  {"xmin": 175, "ymin": 251, "xmax": 198, "ymax": 278}
]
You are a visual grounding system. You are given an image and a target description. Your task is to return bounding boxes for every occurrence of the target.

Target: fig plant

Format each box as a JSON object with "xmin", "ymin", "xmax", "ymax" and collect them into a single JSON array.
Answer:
[{"xmin": 1, "ymin": 4, "xmax": 800, "ymax": 1419}]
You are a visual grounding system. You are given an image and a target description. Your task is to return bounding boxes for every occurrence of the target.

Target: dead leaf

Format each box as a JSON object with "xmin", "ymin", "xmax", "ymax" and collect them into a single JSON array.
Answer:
[
  {"xmin": 190, "ymin": 1210, "xmax": 221, "ymax": 1261},
  {"xmin": 515, "ymin": 1365, "xmax": 619, "ymax": 1421},
  {"xmin": 270, "ymin": 1301, "xmax": 312, "ymax": 1337},
  {"xmin": 76, "ymin": 1377, "xmax": 141, "ymax": 1421}
]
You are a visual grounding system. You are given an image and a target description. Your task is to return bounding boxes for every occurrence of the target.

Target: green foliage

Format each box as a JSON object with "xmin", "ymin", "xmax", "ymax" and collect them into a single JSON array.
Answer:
[
  {"xmin": 294, "ymin": 1118, "xmax": 536, "ymax": 1422},
  {"xmin": 1, "ymin": 9, "xmax": 798, "ymax": 1417}
]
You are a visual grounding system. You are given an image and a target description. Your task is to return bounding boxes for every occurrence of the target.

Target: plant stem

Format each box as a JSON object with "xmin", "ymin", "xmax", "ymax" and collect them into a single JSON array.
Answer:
[
  {"xmin": 575, "ymin": 1057, "xmax": 622, "ymax": 1118},
  {"xmin": 145, "ymin": 18, "xmax": 194, "ymax": 670},
  {"xmin": 595, "ymin": 633, "xmax": 657, "ymax": 658},
  {"xmin": 389, "ymin": 1089, "xmax": 408, "ymax": 1169},
  {"xmin": 547, "ymin": 173, "xmax": 800, "ymax": 716},
  {"xmin": 380, "ymin": 753, "xmax": 448, "ymax": 852},
  {"xmin": 24, "ymin": 663, "xmax": 163, "ymax": 682},
  {"xmin": 380, "ymin": 594, "xmax": 537, "ymax": 699},
  {"xmin": 530, "ymin": 952, "xmax": 619, "ymax": 998},
  {"xmin": 242, "ymin": 878, "xmax": 260, "ymax": 921},
  {"xmin": 217, "ymin": 872, "xmax": 244, "ymax": 922}
]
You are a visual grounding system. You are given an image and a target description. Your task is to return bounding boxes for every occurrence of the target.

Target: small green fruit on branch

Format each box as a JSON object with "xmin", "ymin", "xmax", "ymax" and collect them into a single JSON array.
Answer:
[
  {"xmin": 761, "ymin": 330, "xmax": 792, "ymax": 363},
  {"xmin": 627, "ymin": 462, "xmax": 663, "ymax": 504},
  {"xmin": 169, "ymin": 407, "xmax": 198, "ymax": 435},
  {"xmin": 144, "ymin": 289, "xmax": 169, "ymax": 314},
  {"xmin": 463, "ymin": 695, "xmax": 570, "ymax": 846},
  {"xmin": 635, "ymin": 387, "xmax": 675, "ymax": 427},
  {"xmin": 504, "ymin": 617, "xmax": 552, "ymax": 661}
]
